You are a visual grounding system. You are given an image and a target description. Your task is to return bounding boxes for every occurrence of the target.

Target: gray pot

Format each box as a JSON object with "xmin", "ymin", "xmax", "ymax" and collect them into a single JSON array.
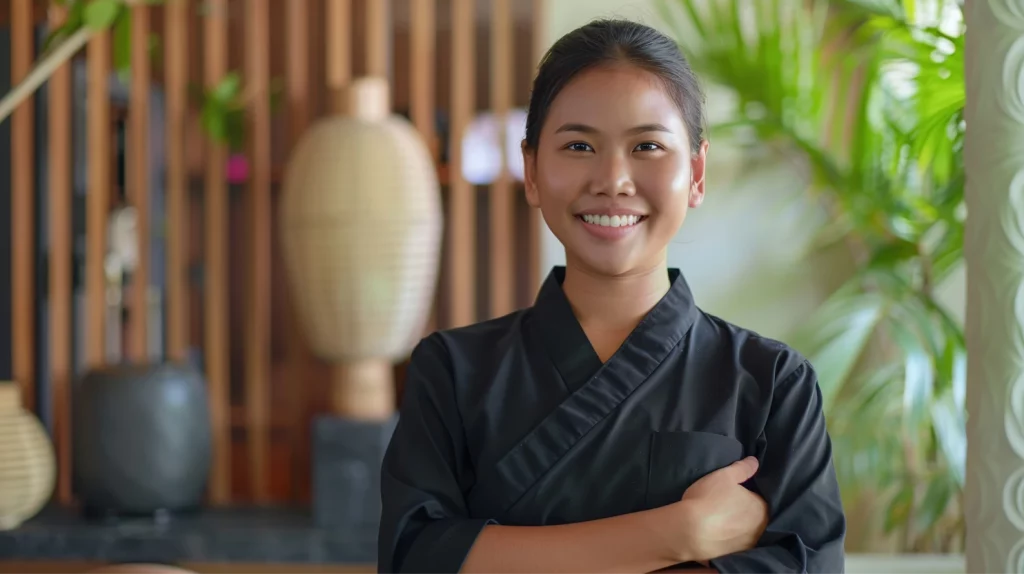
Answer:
[{"xmin": 73, "ymin": 363, "xmax": 212, "ymax": 516}]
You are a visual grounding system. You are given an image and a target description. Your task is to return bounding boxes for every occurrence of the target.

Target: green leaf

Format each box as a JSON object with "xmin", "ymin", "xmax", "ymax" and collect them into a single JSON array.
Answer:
[
  {"xmin": 867, "ymin": 238, "xmax": 919, "ymax": 270},
  {"xmin": 200, "ymin": 101, "xmax": 228, "ymax": 144},
  {"xmin": 148, "ymin": 34, "xmax": 162, "ymax": 63},
  {"xmin": 930, "ymin": 394, "xmax": 966, "ymax": 487},
  {"xmin": 41, "ymin": 24, "xmax": 72, "ymax": 55},
  {"xmin": 888, "ymin": 315, "xmax": 934, "ymax": 430},
  {"xmin": 915, "ymin": 472, "xmax": 952, "ymax": 533},
  {"xmin": 885, "ymin": 482, "xmax": 914, "ymax": 533},
  {"xmin": 212, "ymin": 72, "xmax": 242, "ymax": 103},
  {"xmin": 43, "ymin": 0, "xmax": 87, "ymax": 54},
  {"xmin": 83, "ymin": 0, "xmax": 122, "ymax": 31},
  {"xmin": 224, "ymin": 108, "xmax": 247, "ymax": 152},
  {"xmin": 68, "ymin": 1, "xmax": 87, "ymax": 30},
  {"xmin": 113, "ymin": 8, "xmax": 132, "ymax": 79},
  {"xmin": 790, "ymin": 288, "xmax": 885, "ymax": 408}
]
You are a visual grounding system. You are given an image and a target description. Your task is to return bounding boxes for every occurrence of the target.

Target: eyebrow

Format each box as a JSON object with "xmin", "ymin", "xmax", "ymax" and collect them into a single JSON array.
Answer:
[{"xmin": 553, "ymin": 122, "xmax": 674, "ymax": 135}]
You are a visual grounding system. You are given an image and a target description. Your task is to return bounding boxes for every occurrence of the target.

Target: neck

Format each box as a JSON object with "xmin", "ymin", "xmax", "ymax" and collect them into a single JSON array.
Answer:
[{"xmin": 561, "ymin": 260, "xmax": 671, "ymax": 332}]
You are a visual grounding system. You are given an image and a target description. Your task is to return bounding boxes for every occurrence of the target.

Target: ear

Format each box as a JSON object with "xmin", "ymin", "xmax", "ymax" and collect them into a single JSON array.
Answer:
[
  {"xmin": 688, "ymin": 139, "xmax": 710, "ymax": 208},
  {"xmin": 522, "ymin": 140, "xmax": 541, "ymax": 208}
]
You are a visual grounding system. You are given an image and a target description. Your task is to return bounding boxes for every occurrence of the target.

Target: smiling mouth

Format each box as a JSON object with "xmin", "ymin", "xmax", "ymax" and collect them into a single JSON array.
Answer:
[{"xmin": 575, "ymin": 214, "xmax": 648, "ymax": 228}]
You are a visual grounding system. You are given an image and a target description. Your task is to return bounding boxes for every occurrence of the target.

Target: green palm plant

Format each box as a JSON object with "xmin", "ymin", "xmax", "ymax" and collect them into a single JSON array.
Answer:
[{"xmin": 657, "ymin": 0, "xmax": 966, "ymax": 552}]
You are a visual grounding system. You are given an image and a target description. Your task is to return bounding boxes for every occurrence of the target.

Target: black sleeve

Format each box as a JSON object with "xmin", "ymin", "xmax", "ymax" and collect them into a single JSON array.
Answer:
[
  {"xmin": 378, "ymin": 335, "xmax": 493, "ymax": 573},
  {"xmin": 710, "ymin": 360, "xmax": 847, "ymax": 574}
]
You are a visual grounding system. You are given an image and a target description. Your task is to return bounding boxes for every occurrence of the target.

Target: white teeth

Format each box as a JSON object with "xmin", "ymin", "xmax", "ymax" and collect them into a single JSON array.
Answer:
[{"xmin": 581, "ymin": 214, "xmax": 642, "ymax": 227}]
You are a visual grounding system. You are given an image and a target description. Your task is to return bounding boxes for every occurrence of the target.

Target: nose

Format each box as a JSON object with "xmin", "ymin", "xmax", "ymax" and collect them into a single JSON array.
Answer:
[{"xmin": 589, "ymin": 150, "xmax": 636, "ymax": 197}]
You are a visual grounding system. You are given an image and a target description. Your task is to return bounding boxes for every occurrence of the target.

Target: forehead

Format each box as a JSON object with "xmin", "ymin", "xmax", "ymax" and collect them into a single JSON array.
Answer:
[{"xmin": 544, "ymin": 64, "xmax": 684, "ymax": 130}]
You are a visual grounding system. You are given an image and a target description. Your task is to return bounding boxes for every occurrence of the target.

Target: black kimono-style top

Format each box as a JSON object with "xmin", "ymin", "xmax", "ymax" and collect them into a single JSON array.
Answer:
[{"xmin": 379, "ymin": 267, "xmax": 847, "ymax": 573}]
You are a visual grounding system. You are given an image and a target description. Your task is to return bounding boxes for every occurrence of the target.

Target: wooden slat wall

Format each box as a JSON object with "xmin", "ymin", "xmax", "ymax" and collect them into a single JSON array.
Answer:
[
  {"xmin": 46, "ymin": 2, "xmax": 73, "ymax": 506},
  {"xmin": 86, "ymin": 15, "xmax": 110, "ymax": 369},
  {"xmin": 203, "ymin": 0, "xmax": 231, "ymax": 505},
  {"xmin": 489, "ymin": 0, "xmax": 514, "ymax": 318},
  {"xmin": 326, "ymin": 0, "xmax": 352, "ymax": 113},
  {"xmin": 5, "ymin": 0, "xmax": 546, "ymax": 506},
  {"xmin": 245, "ymin": 0, "xmax": 272, "ymax": 504},
  {"xmin": 284, "ymin": 0, "xmax": 312, "ymax": 504},
  {"xmin": 10, "ymin": 0, "xmax": 34, "ymax": 411},
  {"xmin": 410, "ymin": 0, "xmax": 438, "ymax": 335},
  {"xmin": 409, "ymin": 0, "xmax": 435, "ymax": 158},
  {"xmin": 165, "ymin": 0, "xmax": 190, "ymax": 363},
  {"xmin": 366, "ymin": 0, "xmax": 388, "ymax": 79},
  {"xmin": 528, "ymin": 0, "xmax": 547, "ymax": 296},
  {"xmin": 127, "ymin": 2, "xmax": 151, "ymax": 361},
  {"xmin": 447, "ymin": 0, "xmax": 476, "ymax": 328}
]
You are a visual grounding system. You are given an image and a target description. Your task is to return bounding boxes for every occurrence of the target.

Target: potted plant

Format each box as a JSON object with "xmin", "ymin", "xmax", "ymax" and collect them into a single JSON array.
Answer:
[
  {"xmin": 658, "ymin": 0, "xmax": 966, "ymax": 554},
  {"xmin": 0, "ymin": 0, "xmax": 268, "ymax": 163}
]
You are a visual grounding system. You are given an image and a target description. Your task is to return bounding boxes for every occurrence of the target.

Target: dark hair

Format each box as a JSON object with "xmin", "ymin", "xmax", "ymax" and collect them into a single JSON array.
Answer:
[{"xmin": 524, "ymin": 19, "xmax": 706, "ymax": 154}]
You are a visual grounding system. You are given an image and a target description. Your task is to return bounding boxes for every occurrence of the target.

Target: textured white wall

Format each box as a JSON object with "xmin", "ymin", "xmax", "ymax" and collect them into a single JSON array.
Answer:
[{"xmin": 962, "ymin": 1, "xmax": 1024, "ymax": 570}]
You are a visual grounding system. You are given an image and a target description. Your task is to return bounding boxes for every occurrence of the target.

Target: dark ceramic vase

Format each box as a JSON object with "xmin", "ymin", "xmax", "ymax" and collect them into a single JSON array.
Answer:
[{"xmin": 73, "ymin": 363, "xmax": 212, "ymax": 518}]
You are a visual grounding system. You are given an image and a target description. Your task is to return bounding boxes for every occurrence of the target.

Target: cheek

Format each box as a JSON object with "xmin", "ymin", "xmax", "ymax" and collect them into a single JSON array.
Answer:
[
  {"xmin": 536, "ymin": 155, "xmax": 585, "ymax": 208},
  {"xmin": 637, "ymin": 158, "xmax": 691, "ymax": 212}
]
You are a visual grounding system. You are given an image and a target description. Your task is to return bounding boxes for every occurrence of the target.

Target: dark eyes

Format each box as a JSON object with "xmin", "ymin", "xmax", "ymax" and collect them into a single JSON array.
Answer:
[{"xmin": 563, "ymin": 142, "xmax": 664, "ymax": 153}]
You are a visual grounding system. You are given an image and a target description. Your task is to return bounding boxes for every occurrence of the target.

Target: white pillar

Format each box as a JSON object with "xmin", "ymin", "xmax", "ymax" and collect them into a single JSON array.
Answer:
[{"xmin": 964, "ymin": 2, "xmax": 1024, "ymax": 572}]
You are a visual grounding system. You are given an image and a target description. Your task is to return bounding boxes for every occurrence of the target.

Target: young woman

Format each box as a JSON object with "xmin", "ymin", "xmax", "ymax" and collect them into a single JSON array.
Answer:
[{"xmin": 378, "ymin": 19, "xmax": 846, "ymax": 574}]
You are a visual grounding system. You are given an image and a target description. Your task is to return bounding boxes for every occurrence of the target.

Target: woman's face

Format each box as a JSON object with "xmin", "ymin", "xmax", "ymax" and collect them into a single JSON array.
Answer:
[{"xmin": 524, "ymin": 64, "xmax": 708, "ymax": 278}]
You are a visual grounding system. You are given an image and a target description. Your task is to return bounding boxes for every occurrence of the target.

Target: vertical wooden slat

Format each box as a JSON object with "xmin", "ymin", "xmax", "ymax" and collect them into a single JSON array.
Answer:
[
  {"xmin": 204, "ymin": 0, "xmax": 231, "ymax": 505},
  {"xmin": 447, "ymin": 0, "xmax": 476, "ymax": 328},
  {"xmin": 47, "ymin": 4, "xmax": 73, "ymax": 504},
  {"xmin": 489, "ymin": 0, "xmax": 514, "ymax": 318},
  {"xmin": 365, "ymin": 0, "xmax": 388, "ymax": 79},
  {"xmin": 165, "ymin": 0, "xmax": 189, "ymax": 363},
  {"xmin": 285, "ymin": 0, "xmax": 311, "ymax": 502},
  {"xmin": 409, "ymin": 0, "xmax": 435, "ymax": 152},
  {"xmin": 526, "ymin": 0, "xmax": 547, "ymax": 296},
  {"xmin": 127, "ymin": 2, "xmax": 151, "ymax": 361},
  {"xmin": 245, "ymin": 0, "xmax": 271, "ymax": 503},
  {"xmin": 326, "ymin": 0, "xmax": 351, "ymax": 113},
  {"xmin": 86, "ymin": 15, "xmax": 111, "ymax": 369},
  {"xmin": 410, "ymin": 0, "xmax": 436, "ymax": 333},
  {"xmin": 10, "ymin": 0, "xmax": 34, "ymax": 410}
]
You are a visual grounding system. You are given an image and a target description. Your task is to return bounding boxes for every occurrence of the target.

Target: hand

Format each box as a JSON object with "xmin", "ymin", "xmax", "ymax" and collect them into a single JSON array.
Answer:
[{"xmin": 674, "ymin": 456, "xmax": 769, "ymax": 563}]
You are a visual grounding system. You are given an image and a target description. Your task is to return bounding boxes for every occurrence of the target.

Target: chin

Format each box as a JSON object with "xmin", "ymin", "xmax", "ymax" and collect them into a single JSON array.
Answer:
[{"xmin": 572, "ymin": 254, "xmax": 641, "ymax": 278}]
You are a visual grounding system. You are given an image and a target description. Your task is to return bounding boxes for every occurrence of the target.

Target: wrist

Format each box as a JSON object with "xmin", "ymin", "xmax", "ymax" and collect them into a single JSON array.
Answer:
[{"xmin": 649, "ymin": 500, "xmax": 700, "ymax": 564}]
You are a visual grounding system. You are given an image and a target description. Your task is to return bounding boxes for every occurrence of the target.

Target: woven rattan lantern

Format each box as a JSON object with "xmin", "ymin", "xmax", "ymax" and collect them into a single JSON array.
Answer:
[
  {"xmin": 0, "ymin": 383, "xmax": 55, "ymax": 529},
  {"xmin": 280, "ymin": 77, "xmax": 443, "ymax": 420}
]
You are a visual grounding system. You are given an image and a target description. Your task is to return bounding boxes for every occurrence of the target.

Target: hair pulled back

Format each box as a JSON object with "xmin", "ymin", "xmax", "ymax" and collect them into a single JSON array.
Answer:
[{"xmin": 524, "ymin": 19, "xmax": 706, "ymax": 154}]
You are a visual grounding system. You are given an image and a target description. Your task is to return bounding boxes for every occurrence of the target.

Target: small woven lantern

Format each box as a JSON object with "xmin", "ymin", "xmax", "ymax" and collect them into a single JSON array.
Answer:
[
  {"xmin": 0, "ymin": 383, "xmax": 55, "ymax": 529},
  {"xmin": 280, "ymin": 77, "xmax": 443, "ymax": 420}
]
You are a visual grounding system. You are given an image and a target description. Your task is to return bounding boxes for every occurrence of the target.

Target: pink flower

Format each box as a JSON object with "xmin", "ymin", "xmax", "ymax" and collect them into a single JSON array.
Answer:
[{"xmin": 226, "ymin": 153, "xmax": 250, "ymax": 184}]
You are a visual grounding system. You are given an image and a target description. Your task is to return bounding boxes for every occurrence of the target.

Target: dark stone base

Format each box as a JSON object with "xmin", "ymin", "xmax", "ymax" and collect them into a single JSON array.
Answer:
[
  {"xmin": 311, "ymin": 414, "xmax": 398, "ymax": 531},
  {"xmin": 80, "ymin": 505, "xmax": 202, "ymax": 526}
]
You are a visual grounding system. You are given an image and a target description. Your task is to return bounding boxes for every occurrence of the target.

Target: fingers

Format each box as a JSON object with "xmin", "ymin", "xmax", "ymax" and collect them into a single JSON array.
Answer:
[{"xmin": 724, "ymin": 456, "xmax": 759, "ymax": 483}]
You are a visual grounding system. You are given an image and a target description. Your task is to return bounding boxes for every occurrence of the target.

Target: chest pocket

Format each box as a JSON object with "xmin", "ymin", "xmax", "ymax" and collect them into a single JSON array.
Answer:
[{"xmin": 646, "ymin": 431, "xmax": 746, "ymax": 509}]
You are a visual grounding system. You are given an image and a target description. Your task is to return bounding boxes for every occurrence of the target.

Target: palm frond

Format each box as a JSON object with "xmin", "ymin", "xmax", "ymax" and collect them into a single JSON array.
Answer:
[{"xmin": 658, "ymin": 0, "xmax": 966, "ymax": 551}]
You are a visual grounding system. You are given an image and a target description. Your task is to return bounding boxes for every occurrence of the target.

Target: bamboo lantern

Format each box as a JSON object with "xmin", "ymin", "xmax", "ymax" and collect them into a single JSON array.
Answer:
[
  {"xmin": 0, "ymin": 383, "xmax": 55, "ymax": 529},
  {"xmin": 279, "ymin": 77, "xmax": 443, "ymax": 420}
]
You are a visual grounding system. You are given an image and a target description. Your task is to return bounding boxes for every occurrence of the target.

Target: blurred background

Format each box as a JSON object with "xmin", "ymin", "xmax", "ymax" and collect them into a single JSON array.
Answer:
[{"xmin": 0, "ymin": 0, "xmax": 975, "ymax": 572}]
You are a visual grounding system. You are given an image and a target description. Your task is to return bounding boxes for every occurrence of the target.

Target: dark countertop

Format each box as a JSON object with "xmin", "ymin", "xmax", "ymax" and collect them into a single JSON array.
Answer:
[{"xmin": 0, "ymin": 505, "xmax": 377, "ymax": 565}]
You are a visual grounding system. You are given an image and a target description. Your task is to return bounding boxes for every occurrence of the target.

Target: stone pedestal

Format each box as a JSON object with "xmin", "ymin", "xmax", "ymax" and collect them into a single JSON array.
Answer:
[
  {"xmin": 964, "ymin": 1, "xmax": 1024, "ymax": 571},
  {"xmin": 311, "ymin": 415, "xmax": 397, "ymax": 531}
]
